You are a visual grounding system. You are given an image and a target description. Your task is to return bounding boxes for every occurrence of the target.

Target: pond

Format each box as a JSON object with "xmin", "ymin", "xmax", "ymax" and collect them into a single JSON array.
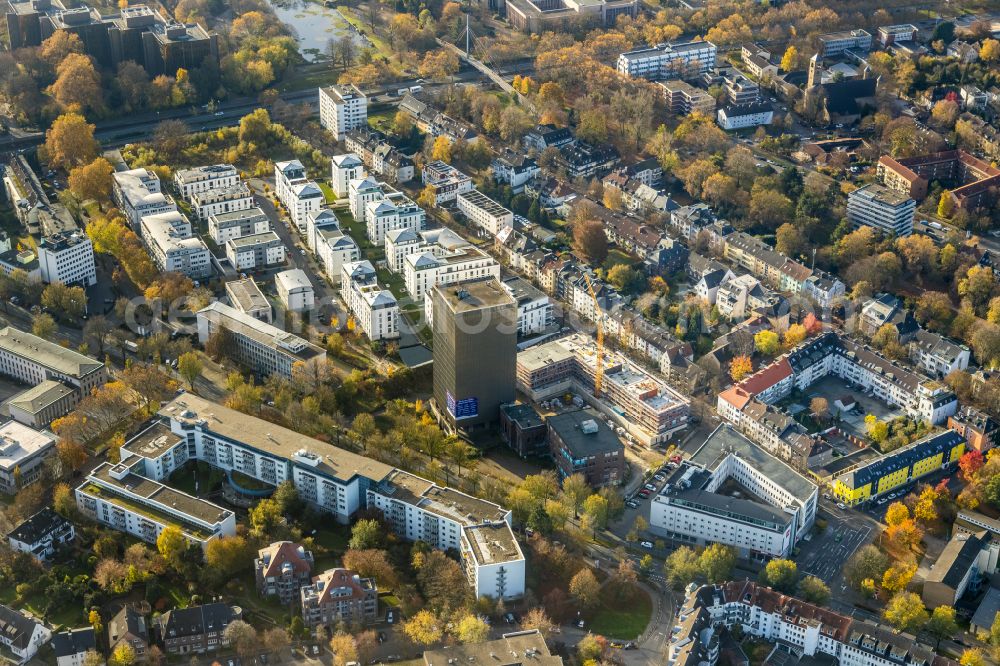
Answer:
[{"xmin": 266, "ymin": 0, "xmax": 368, "ymax": 62}]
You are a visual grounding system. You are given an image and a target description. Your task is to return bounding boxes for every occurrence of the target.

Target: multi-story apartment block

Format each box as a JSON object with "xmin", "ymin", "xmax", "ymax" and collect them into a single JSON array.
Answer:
[
  {"xmin": 405, "ymin": 245, "xmax": 500, "ymax": 301},
  {"xmin": 503, "ymin": 0, "xmax": 638, "ymax": 33},
  {"xmin": 0, "ymin": 327, "xmax": 107, "ymax": 401},
  {"xmin": 255, "ymin": 541, "xmax": 314, "ymax": 605},
  {"xmin": 368, "ymin": 469, "xmax": 526, "ymax": 599},
  {"xmin": 140, "ymin": 211, "xmax": 212, "ymax": 279},
  {"xmin": 846, "ymin": 183, "xmax": 915, "ymax": 237},
  {"xmin": 421, "ymin": 161, "xmax": 473, "ymax": 205},
  {"xmin": 858, "ymin": 293, "xmax": 918, "ymax": 340},
  {"xmin": 341, "ymin": 260, "xmax": 399, "ymax": 341},
  {"xmin": 385, "ymin": 228, "xmax": 423, "ymax": 274},
  {"xmin": 75, "ymin": 460, "xmax": 237, "ymax": 549},
  {"xmin": 0, "ymin": 604, "xmax": 51, "ymax": 663},
  {"xmin": 7, "ymin": 507, "xmax": 75, "ymax": 561},
  {"xmin": 547, "ymin": 409, "xmax": 624, "ymax": 487},
  {"xmin": 910, "ymin": 329, "xmax": 970, "ymax": 378},
  {"xmin": 501, "ymin": 275, "xmax": 554, "ymax": 336},
  {"xmin": 286, "ymin": 182, "xmax": 324, "ymax": 232},
  {"xmin": 556, "ymin": 141, "xmax": 620, "ymax": 179},
  {"xmin": 275, "ymin": 269, "xmax": 314, "ymax": 313},
  {"xmin": 490, "ymin": 149, "xmax": 539, "ymax": 193},
  {"xmin": 319, "ymin": 85, "xmax": 367, "ymax": 142},
  {"xmin": 832, "ymin": 430, "xmax": 965, "ymax": 505},
  {"xmin": 300, "ymin": 568, "xmax": 377, "ymax": 627},
  {"xmin": 196, "ymin": 302, "xmax": 326, "ymax": 378},
  {"xmin": 113, "ymin": 168, "xmax": 176, "ymax": 228},
  {"xmin": 274, "ymin": 160, "xmax": 307, "ymax": 206},
  {"xmin": 348, "ymin": 175, "xmax": 383, "ymax": 222},
  {"xmin": 877, "ymin": 23, "xmax": 918, "ymax": 46},
  {"xmin": 224, "ymin": 232, "xmax": 285, "ymax": 271},
  {"xmin": 817, "ymin": 28, "xmax": 872, "ymax": 56},
  {"xmin": 316, "ymin": 229, "xmax": 360, "ymax": 283},
  {"xmin": 305, "ymin": 209, "xmax": 340, "ymax": 253},
  {"xmin": 189, "ymin": 183, "xmax": 254, "ymax": 221},
  {"xmin": 330, "ymin": 153, "xmax": 364, "ymax": 198},
  {"xmin": 173, "ymin": 164, "xmax": 239, "ymax": 200},
  {"xmin": 0, "ymin": 421, "xmax": 56, "ymax": 495},
  {"xmin": 155, "ymin": 603, "xmax": 240, "ymax": 655},
  {"xmin": 725, "ymin": 72, "xmax": 760, "ymax": 105},
  {"xmin": 658, "ymin": 79, "xmax": 716, "ymax": 116},
  {"xmin": 457, "ymin": 190, "xmax": 513, "ymax": 237},
  {"xmin": 208, "ymin": 207, "xmax": 270, "ymax": 245},
  {"xmin": 37, "ymin": 231, "xmax": 96, "ymax": 286},
  {"xmin": 523, "ymin": 124, "xmax": 575, "ymax": 152},
  {"xmin": 225, "ymin": 278, "xmax": 271, "ymax": 323},
  {"xmin": 617, "ymin": 39, "xmax": 717, "ymax": 80},
  {"xmin": 651, "ymin": 425, "xmax": 817, "ymax": 558},
  {"xmin": 717, "ymin": 102, "xmax": 773, "ymax": 130},
  {"xmin": 878, "ymin": 150, "xmax": 1000, "ymax": 211},
  {"xmin": 741, "ymin": 43, "xmax": 777, "ymax": 79},
  {"xmin": 948, "ymin": 406, "xmax": 999, "ymax": 453},
  {"xmin": 517, "ymin": 333, "xmax": 690, "ymax": 446}
]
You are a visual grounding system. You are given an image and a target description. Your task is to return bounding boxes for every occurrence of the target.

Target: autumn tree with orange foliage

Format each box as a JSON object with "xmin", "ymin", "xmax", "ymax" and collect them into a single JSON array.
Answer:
[{"xmin": 730, "ymin": 355, "xmax": 753, "ymax": 382}]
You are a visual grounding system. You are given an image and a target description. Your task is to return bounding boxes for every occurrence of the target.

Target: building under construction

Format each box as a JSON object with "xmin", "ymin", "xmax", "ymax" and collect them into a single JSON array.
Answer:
[{"xmin": 516, "ymin": 333, "xmax": 690, "ymax": 446}]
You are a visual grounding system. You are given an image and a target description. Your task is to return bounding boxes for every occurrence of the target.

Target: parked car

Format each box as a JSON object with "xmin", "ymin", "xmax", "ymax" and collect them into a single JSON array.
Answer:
[
  {"xmin": 640, "ymin": 541, "xmax": 654, "ymax": 549},
  {"xmin": 644, "ymin": 483, "xmax": 657, "ymax": 491},
  {"xmin": 836, "ymin": 502, "xmax": 847, "ymax": 510},
  {"xmin": 626, "ymin": 500, "xmax": 639, "ymax": 509}
]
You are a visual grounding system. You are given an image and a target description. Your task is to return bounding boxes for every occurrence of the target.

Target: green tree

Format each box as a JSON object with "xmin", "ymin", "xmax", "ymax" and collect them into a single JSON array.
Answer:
[
  {"xmin": 32, "ymin": 313, "xmax": 57, "ymax": 340},
  {"xmin": 698, "ymin": 544, "xmax": 736, "ymax": 583},
  {"xmin": 581, "ymin": 494, "xmax": 610, "ymax": 533},
  {"xmin": 156, "ymin": 526, "xmax": 187, "ymax": 571},
  {"xmin": 761, "ymin": 559, "xmax": 798, "ymax": 592},
  {"xmin": 797, "ymin": 576, "xmax": 830, "ymax": 604},
  {"xmin": 664, "ymin": 546, "xmax": 700, "ymax": 589},
  {"xmin": 925, "ymin": 606, "xmax": 958, "ymax": 648},
  {"xmin": 349, "ymin": 519, "xmax": 384, "ymax": 550},
  {"xmin": 176, "ymin": 352, "xmax": 203, "ymax": 390},
  {"xmin": 561, "ymin": 474, "xmax": 590, "ymax": 517},
  {"xmin": 882, "ymin": 591, "xmax": 928, "ymax": 633},
  {"xmin": 845, "ymin": 545, "xmax": 890, "ymax": 591},
  {"xmin": 249, "ymin": 498, "xmax": 283, "ymax": 539}
]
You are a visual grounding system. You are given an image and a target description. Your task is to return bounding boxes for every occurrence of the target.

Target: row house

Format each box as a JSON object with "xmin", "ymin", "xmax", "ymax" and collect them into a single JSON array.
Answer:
[
  {"xmin": 399, "ymin": 94, "xmax": 477, "ymax": 143},
  {"xmin": 155, "ymin": 603, "xmax": 239, "ymax": 654},
  {"xmin": 723, "ymin": 232, "xmax": 845, "ymax": 306},
  {"xmin": 344, "ymin": 128, "xmax": 414, "ymax": 184}
]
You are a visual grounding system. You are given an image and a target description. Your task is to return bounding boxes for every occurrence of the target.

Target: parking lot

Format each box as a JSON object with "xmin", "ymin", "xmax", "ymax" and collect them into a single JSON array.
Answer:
[
  {"xmin": 801, "ymin": 376, "xmax": 904, "ymax": 440},
  {"xmin": 797, "ymin": 503, "xmax": 875, "ymax": 590}
]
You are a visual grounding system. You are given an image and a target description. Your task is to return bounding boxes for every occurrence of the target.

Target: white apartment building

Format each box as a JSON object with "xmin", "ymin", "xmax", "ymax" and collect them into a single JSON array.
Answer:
[
  {"xmin": 275, "ymin": 269, "xmax": 315, "ymax": 313},
  {"xmin": 208, "ymin": 207, "xmax": 270, "ymax": 245},
  {"xmin": 341, "ymin": 260, "xmax": 399, "ymax": 341},
  {"xmin": 0, "ymin": 327, "xmax": 106, "ymax": 401},
  {"xmin": 331, "ymin": 153, "xmax": 365, "ymax": 198},
  {"xmin": 113, "ymin": 393, "xmax": 527, "ymax": 598},
  {"xmin": 817, "ymin": 28, "xmax": 872, "ymax": 56},
  {"xmin": 649, "ymin": 425, "xmax": 817, "ymax": 558},
  {"xmin": 348, "ymin": 176, "xmax": 383, "ymax": 223},
  {"xmin": 317, "ymin": 229, "xmax": 360, "ymax": 283},
  {"xmin": 847, "ymin": 183, "xmax": 915, "ymax": 237},
  {"xmin": 306, "ymin": 209, "xmax": 341, "ymax": 253},
  {"xmin": 140, "ymin": 211, "xmax": 212, "ymax": 279},
  {"xmin": 286, "ymin": 182, "xmax": 324, "ymax": 232},
  {"xmin": 173, "ymin": 164, "xmax": 239, "ymax": 199},
  {"xmin": 910, "ymin": 329, "xmax": 970, "ymax": 378},
  {"xmin": 37, "ymin": 231, "xmax": 96, "ymax": 286},
  {"xmin": 617, "ymin": 39, "xmax": 717, "ymax": 80},
  {"xmin": 225, "ymin": 232, "xmax": 285, "ymax": 271},
  {"xmin": 385, "ymin": 228, "xmax": 422, "ymax": 274},
  {"xmin": 421, "ymin": 161, "xmax": 473, "ymax": 205},
  {"xmin": 196, "ymin": 302, "xmax": 326, "ymax": 379},
  {"xmin": 112, "ymin": 168, "xmax": 176, "ymax": 228},
  {"xmin": 457, "ymin": 190, "xmax": 514, "ymax": 237},
  {"xmin": 76, "ymin": 460, "xmax": 236, "ymax": 550},
  {"xmin": 275, "ymin": 160, "xmax": 307, "ymax": 205},
  {"xmin": 367, "ymin": 469, "xmax": 525, "ymax": 600},
  {"xmin": 190, "ymin": 183, "xmax": 254, "ymax": 221},
  {"xmin": 225, "ymin": 278, "xmax": 271, "ymax": 323},
  {"xmin": 717, "ymin": 103, "xmax": 773, "ymax": 130},
  {"xmin": 364, "ymin": 191, "xmax": 425, "ymax": 244},
  {"xmin": 404, "ymin": 245, "xmax": 500, "ymax": 300},
  {"xmin": 501, "ymin": 276, "xmax": 553, "ymax": 336},
  {"xmin": 0, "ymin": 420, "xmax": 56, "ymax": 495},
  {"xmin": 319, "ymin": 84, "xmax": 368, "ymax": 142}
]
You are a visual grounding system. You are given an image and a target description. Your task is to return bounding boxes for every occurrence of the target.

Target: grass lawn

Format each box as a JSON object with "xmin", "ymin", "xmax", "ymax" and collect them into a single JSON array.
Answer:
[
  {"xmin": 319, "ymin": 182, "xmax": 336, "ymax": 204},
  {"xmin": 587, "ymin": 584, "xmax": 652, "ymax": 640},
  {"xmin": 376, "ymin": 268, "xmax": 407, "ymax": 300},
  {"xmin": 603, "ymin": 249, "xmax": 635, "ymax": 270},
  {"xmin": 168, "ymin": 461, "xmax": 225, "ymax": 496}
]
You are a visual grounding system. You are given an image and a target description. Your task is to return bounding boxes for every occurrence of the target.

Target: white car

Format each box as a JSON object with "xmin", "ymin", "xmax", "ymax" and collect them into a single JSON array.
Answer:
[
  {"xmin": 837, "ymin": 502, "xmax": 847, "ymax": 510},
  {"xmin": 640, "ymin": 541, "xmax": 654, "ymax": 549},
  {"xmin": 644, "ymin": 483, "xmax": 657, "ymax": 491}
]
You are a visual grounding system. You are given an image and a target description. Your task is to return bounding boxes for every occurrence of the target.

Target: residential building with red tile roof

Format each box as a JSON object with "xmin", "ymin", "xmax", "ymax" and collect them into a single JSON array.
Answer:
[
  {"xmin": 300, "ymin": 568, "xmax": 377, "ymax": 628},
  {"xmin": 255, "ymin": 541, "xmax": 314, "ymax": 605}
]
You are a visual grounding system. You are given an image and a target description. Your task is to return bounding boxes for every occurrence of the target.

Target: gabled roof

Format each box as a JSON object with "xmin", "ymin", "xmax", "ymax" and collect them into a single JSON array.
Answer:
[
  {"xmin": 257, "ymin": 541, "xmax": 313, "ymax": 579},
  {"xmin": 157, "ymin": 603, "xmax": 236, "ymax": 640},
  {"xmin": 51, "ymin": 628, "xmax": 94, "ymax": 658},
  {"xmin": 0, "ymin": 605, "xmax": 43, "ymax": 650}
]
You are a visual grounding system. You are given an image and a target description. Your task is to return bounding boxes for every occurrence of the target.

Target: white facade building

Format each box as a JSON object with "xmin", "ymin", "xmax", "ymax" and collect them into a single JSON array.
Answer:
[
  {"xmin": 0, "ymin": 420, "xmax": 56, "ymax": 495},
  {"xmin": 286, "ymin": 182, "xmax": 324, "ymax": 232},
  {"xmin": 364, "ymin": 191, "xmax": 425, "ymax": 244},
  {"xmin": 190, "ymin": 183, "xmax": 254, "ymax": 221},
  {"xmin": 421, "ymin": 161, "xmax": 473, "ymax": 205},
  {"xmin": 209, "ymin": 207, "xmax": 270, "ymax": 245},
  {"xmin": 225, "ymin": 232, "xmax": 285, "ymax": 271},
  {"xmin": 404, "ymin": 245, "xmax": 500, "ymax": 300},
  {"xmin": 196, "ymin": 302, "xmax": 326, "ymax": 379},
  {"xmin": 0, "ymin": 327, "xmax": 107, "ymax": 399},
  {"xmin": 456, "ymin": 190, "xmax": 514, "ymax": 237},
  {"xmin": 305, "ymin": 209, "xmax": 341, "ymax": 253},
  {"xmin": 0, "ymin": 605, "xmax": 51, "ymax": 663},
  {"xmin": 341, "ymin": 260, "xmax": 399, "ymax": 341},
  {"xmin": 317, "ymin": 229, "xmax": 361, "ymax": 283},
  {"xmin": 331, "ymin": 154, "xmax": 365, "ymax": 198},
  {"xmin": 225, "ymin": 278, "xmax": 272, "ymax": 323},
  {"xmin": 847, "ymin": 183, "xmax": 915, "ymax": 237},
  {"xmin": 717, "ymin": 103, "xmax": 773, "ymax": 130},
  {"xmin": 37, "ymin": 231, "xmax": 96, "ymax": 286},
  {"xmin": 140, "ymin": 211, "xmax": 212, "ymax": 279},
  {"xmin": 173, "ymin": 164, "xmax": 239, "ymax": 200},
  {"xmin": 501, "ymin": 276, "xmax": 553, "ymax": 336},
  {"xmin": 385, "ymin": 228, "xmax": 423, "ymax": 274},
  {"xmin": 275, "ymin": 269, "xmax": 315, "ymax": 313},
  {"xmin": 348, "ymin": 176, "xmax": 382, "ymax": 223},
  {"xmin": 112, "ymin": 169, "xmax": 176, "ymax": 228},
  {"xmin": 319, "ymin": 85, "xmax": 368, "ymax": 142},
  {"xmin": 617, "ymin": 39, "xmax": 717, "ymax": 80}
]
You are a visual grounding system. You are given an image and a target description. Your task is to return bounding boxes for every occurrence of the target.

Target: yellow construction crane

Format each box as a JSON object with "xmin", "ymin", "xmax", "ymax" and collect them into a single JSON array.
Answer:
[{"xmin": 584, "ymin": 273, "xmax": 604, "ymax": 398}]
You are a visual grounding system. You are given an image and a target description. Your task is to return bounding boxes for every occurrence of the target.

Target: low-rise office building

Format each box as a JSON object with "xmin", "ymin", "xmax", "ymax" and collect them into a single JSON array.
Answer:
[
  {"xmin": 173, "ymin": 164, "xmax": 239, "ymax": 200},
  {"xmin": 6, "ymin": 380, "xmax": 77, "ymax": 428},
  {"xmin": 456, "ymin": 190, "xmax": 513, "ymax": 237},
  {"xmin": 225, "ymin": 278, "xmax": 271, "ymax": 323},
  {"xmin": 208, "ymin": 207, "xmax": 270, "ymax": 245},
  {"xmin": 0, "ymin": 327, "xmax": 107, "ymax": 405},
  {"xmin": 37, "ymin": 231, "xmax": 96, "ymax": 287},
  {"xmin": 196, "ymin": 302, "xmax": 326, "ymax": 378},
  {"xmin": 817, "ymin": 28, "xmax": 872, "ymax": 56},
  {"xmin": 224, "ymin": 231, "xmax": 285, "ymax": 271},
  {"xmin": 113, "ymin": 169, "xmax": 176, "ymax": 228},
  {"xmin": 547, "ymin": 409, "xmax": 624, "ymax": 487},
  {"xmin": 140, "ymin": 211, "xmax": 212, "ymax": 279},
  {"xmin": 300, "ymin": 568, "xmax": 377, "ymax": 628},
  {"xmin": 190, "ymin": 183, "xmax": 254, "ymax": 221}
]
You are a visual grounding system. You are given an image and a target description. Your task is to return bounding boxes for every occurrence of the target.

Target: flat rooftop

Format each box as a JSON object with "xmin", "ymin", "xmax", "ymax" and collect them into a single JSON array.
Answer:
[
  {"xmin": 690, "ymin": 424, "xmax": 816, "ymax": 502},
  {"xmin": 547, "ymin": 409, "xmax": 623, "ymax": 456},
  {"xmin": 458, "ymin": 190, "xmax": 512, "ymax": 218},
  {"xmin": 375, "ymin": 469, "xmax": 508, "ymax": 524},
  {"xmin": 122, "ymin": 421, "xmax": 183, "ymax": 459},
  {"xmin": 0, "ymin": 421, "xmax": 54, "ymax": 471},
  {"xmin": 197, "ymin": 302, "xmax": 323, "ymax": 361},
  {"xmin": 463, "ymin": 522, "xmax": 524, "ymax": 565},
  {"xmin": 161, "ymin": 393, "xmax": 394, "ymax": 484},
  {"xmin": 434, "ymin": 278, "xmax": 515, "ymax": 314},
  {"xmin": 0, "ymin": 327, "xmax": 104, "ymax": 380},
  {"xmin": 227, "ymin": 231, "xmax": 281, "ymax": 249},
  {"xmin": 210, "ymin": 207, "xmax": 268, "ymax": 225}
]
